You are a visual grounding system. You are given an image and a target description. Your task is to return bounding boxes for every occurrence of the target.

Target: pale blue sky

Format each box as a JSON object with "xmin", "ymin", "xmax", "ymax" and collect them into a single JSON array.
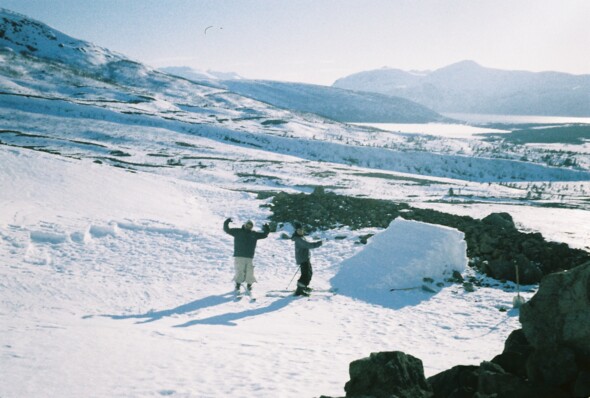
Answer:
[{"xmin": 1, "ymin": 0, "xmax": 589, "ymax": 85}]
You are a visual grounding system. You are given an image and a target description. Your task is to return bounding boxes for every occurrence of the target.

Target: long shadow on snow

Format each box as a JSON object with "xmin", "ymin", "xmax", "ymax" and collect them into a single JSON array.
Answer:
[
  {"xmin": 90, "ymin": 292, "xmax": 237, "ymax": 324},
  {"xmin": 335, "ymin": 286, "xmax": 438, "ymax": 310},
  {"xmin": 174, "ymin": 296, "xmax": 293, "ymax": 327}
]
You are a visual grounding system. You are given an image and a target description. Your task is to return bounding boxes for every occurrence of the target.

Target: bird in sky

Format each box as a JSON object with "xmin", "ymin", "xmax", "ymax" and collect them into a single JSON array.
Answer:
[{"xmin": 204, "ymin": 25, "xmax": 222, "ymax": 35}]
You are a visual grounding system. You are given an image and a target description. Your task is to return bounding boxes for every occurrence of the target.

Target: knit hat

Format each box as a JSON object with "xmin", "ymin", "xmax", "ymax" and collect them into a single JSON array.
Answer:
[{"xmin": 293, "ymin": 221, "xmax": 303, "ymax": 230}]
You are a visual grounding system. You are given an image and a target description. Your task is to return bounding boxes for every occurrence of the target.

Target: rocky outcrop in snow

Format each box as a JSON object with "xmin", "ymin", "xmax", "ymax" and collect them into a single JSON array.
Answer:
[
  {"xmin": 344, "ymin": 351, "xmax": 433, "ymax": 398},
  {"xmin": 322, "ymin": 261, "xmax": 590, "ymax": 398},
  {"xmin": 269, "ymin": 190, "xmax": 590, "ymax": 284}
]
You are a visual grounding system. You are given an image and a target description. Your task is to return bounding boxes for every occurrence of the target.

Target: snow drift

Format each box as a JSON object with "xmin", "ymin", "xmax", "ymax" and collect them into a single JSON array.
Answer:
[{"xmin": 331, "ymin": 218, "xmax": 468, "ymax": 308}]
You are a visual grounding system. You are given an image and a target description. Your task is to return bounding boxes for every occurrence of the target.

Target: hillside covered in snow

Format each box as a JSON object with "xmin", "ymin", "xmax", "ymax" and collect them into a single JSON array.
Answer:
[
  {"xmin": 2, "ymin": 8, "xmax": 589, "ymax": 184},
  {"xmin": 1, "ymin": 7, "xmax": 590, "ymax": 398},
  {"xmin": 160, "ymin": 66, "xmax": 446, "ymax": 123}
]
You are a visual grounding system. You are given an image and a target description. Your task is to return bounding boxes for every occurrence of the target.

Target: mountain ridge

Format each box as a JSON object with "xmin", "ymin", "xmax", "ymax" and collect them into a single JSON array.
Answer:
[
  {"xmin": 333, "ymin": 61, "xmax": 590, "ymax": 117},
  {"xmin": 0, "ymin": 6, "xmax": 445, "ymax": 124}
]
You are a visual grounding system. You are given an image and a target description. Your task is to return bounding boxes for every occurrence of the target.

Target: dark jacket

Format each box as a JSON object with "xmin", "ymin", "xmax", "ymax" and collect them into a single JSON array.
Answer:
[
  {"xmin": 291, "ymin": 233, "xmax": 322, "ymax": 264},
  {"xmin": 224, "ymin": 219, "xmax": 269, "ymax": 258}
]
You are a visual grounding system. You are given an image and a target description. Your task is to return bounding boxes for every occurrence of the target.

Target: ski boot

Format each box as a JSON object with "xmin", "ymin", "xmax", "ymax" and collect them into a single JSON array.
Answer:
[{"xmin": 294, "ymin": 286, "xmax": 310, "ymax": 297}]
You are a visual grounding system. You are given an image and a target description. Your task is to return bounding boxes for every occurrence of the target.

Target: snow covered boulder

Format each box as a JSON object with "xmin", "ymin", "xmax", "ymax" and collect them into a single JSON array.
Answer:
[{"xmin": 330, "ymin": 218, "xmax": 467, "ymax": 307}]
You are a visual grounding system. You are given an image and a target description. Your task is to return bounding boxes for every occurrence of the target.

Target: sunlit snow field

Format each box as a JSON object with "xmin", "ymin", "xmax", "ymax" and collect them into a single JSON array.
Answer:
[
  {"xmin": 2, "ymin": 135, "xmax": 585, "ymax": 397},
  {"xmin": 1, "ymin": 9, "xmax": 589, "ymax": 396}
]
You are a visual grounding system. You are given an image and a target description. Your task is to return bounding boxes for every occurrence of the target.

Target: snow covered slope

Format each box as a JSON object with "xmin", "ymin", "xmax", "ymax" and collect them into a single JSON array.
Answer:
[
  {"xmin": 0, "ymin": 146, "xmax": 531, "ymax": 398},
  {"xmin": 160, "ymin": 66, "xmax": 244, "ymax": 82},
  {"xmin": 162, "ymin": 68, "xmax": 447, "ymax": 123},
  {"xmin": 221, "ymin": 79, "xmax": 446, "ymax": 123},
  {"xmin": 1, "ymin": 8, "xmax": 589, "ymax": 398},
  {"xmin": 0, "ymin": 8, "xmax": 122, "ymax": 72}
]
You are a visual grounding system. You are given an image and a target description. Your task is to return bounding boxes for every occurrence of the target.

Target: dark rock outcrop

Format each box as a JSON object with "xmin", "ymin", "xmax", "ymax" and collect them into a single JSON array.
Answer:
[
  {"xmin": 428, "ymin": 365, "xmax": 478, "ymax": 398},
  {"xmin": 344, "ymin": 351, "xmax": 433, "ymax": 398},
  {"xmin": 490, "ymin": 329, "xmax": 533, "ymax": 379},
  {"xmin": 481, "ymin": 212, "xmax": 516, "ymax": 230},
  {"xmin": 520, "ymin": 259, "xmax": 590, "ymax": 363},
  {"xmin": 476, "ymin": 361, "xmax": 536, "ymax": 398},
  {"xmin": 322, "ymin": 261, "xmax": 590, "ymax": 398},
  {"xmin": 268, "ymin": 190, "xmax": 589, "ymax": 284},
  {"xmin": 427, "ymin": 262, "xmax": 590, "ymax": 397},
  {"xmin": 482, "ymin": 262, "xmax": 590, "ymax": 397}
]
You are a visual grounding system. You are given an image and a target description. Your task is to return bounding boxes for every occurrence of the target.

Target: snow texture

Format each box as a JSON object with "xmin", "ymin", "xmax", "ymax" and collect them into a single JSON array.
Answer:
[{"xmin": 0, "ymin": 147, "xmax": 533, "ymax": 398}]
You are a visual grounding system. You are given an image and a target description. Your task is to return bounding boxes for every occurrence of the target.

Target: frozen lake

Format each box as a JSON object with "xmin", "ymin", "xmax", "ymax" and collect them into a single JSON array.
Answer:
[
  {"xmin": 444, "ymin": 113, "xmax": 590, "ymax": 125},
  {"xmin": 355, "ymin": 113, "xmax": 590, "ymax": 139},
  {"xmin": 353, "ymin": 122, "xmax": 508, "ymax": 139}
]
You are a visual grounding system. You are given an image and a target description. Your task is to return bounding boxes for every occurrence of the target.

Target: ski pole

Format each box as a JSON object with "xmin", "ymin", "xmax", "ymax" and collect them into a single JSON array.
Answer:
[
  {"xmin": 515, "ymin": 262, "xmax": 522, "ymax": 301},
  {"xmin": 286, "ymin": 264, "xmax": 302, "ymax": 290},
  {"xmin": 390, "ymin": 286, "xmax": 422, "ymax": 292}
]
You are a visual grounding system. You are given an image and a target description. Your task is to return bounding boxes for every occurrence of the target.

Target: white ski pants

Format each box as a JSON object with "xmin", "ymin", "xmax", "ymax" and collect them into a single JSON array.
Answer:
[{"xmin": 233, "ymin": 257, "xmax": 257, "ymax": 284}]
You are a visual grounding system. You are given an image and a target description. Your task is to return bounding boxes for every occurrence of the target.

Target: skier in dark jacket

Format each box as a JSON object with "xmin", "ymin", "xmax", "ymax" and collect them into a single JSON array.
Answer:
[
  {"xmin": 291, "ymin": 222, "xmax": 323, "ymax": 296},
  {"xmin": 224, "ymin": 218, "xmax": 270, "ymax": 295}
]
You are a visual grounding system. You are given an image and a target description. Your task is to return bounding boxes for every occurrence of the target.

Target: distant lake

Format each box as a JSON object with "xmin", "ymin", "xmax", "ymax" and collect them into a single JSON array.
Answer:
[
  {"xmin": 353, "ymin": 122, "xmax": 508, "ymax": 139},
  {"xmin": 443, "ymin": 113, "xmax": 590, "ymax": 125},
  {"xmin": 355, "ymin": 113, "xmax": 590, "ymax": 139}
]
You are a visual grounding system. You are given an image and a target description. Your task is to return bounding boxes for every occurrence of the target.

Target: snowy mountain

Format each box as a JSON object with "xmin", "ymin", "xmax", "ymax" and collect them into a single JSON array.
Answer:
[
  {"xmin": 159, "ymin": 66, "xmax": 244, "ymax": 82},
  {"xmin": 1, "ymin": 8, "xmax": 590, "ymax": 398},
  {"xmin": 0, "ymin": 8, "xmax": 123, "ymax": 72},
  {"xmin": 333, "ymin": 60, "xmax": 590, "ymax": 116},
  {"xmin": 2, "ymin": 7, "xmax": 588, "ymax": 182},
  {"xmin": 160, "ymin": 66, "xmax": 446, "ymax": 123}
]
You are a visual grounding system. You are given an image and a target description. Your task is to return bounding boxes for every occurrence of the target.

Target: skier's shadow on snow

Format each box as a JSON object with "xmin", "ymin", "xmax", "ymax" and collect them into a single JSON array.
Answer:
[
  {"xmin": 91, "ymin": 292, "xmax": 238, "ymax": 324},
  {"xmin": 174, "ymin": 297, "xmax": 293, "ymax": 328}
]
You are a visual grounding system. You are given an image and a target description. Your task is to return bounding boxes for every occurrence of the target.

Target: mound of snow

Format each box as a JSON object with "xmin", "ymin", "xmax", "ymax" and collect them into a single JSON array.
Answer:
[{"xmin": 330, "ymin": 218, "xmax": 467, "ymax": 307}]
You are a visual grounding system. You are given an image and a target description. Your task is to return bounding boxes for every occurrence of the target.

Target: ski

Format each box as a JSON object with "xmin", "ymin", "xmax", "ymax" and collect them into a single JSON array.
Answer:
[
  {"xmin": 267, "ymin": 287, "xmax": 338, "ymax": 294},
  {"xmin": 389, "ymin": 284, "xmax": 437, "ymax": 293},
  {"xmin": 233, "ymin": 287, "xmax": 258, "ymax": 302},
  {"xmin": 244, "ymin": 288, "xmax": 257, "ymax": 302},
  {"xmin": 234, "ymin": 293, "xmax": 257, "ymax": 302},
  {"xmin": 265, "ymin": 292, "xmax": 335, "ymax": 298},
  {"xmin": 265, "ymin": 287, "xmax": 338, "ymax": 298},
  {"xmin": 233, "ymin": 290, "xmax": 244, "ymax": 301},
  {"xmin": 265, "ymin": 292, "xmax": 295, "ymax": 298}
]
